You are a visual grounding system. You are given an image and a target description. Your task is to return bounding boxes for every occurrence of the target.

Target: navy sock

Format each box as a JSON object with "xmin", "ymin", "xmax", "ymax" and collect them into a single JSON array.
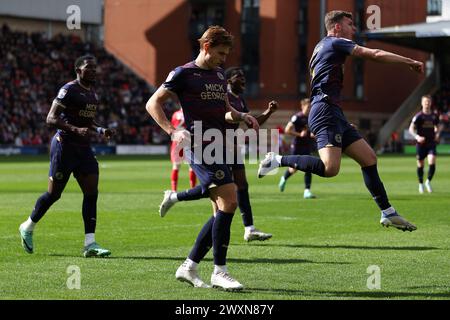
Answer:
[
  {"xmin": 281, "ymin": 155, "xmax": 325, "ymax": 177},
  {"xmin": 212, "ymin": 211, "xmax": 234, "ymax": 266},
  {"xmin": 304, "ymin": 172, "xmax": 312, "ymax": 189},
  {"xmin": 82, "ymin": 194, "xmax": 98, "ymax": 234},
  {"xmin": 177, "ymin": 185, "xmax": 209, "ymax": 201},
  {"xmin": 188, "ymin": 216, "xmax": 215, "ymax": 263},
  {"xmin": 30, "ymin": 192, "xmax": 60, "ymax": 223},
  {"xmin": 237, "ymin": 186, "xmax": 253, "ymax": 227},
  {"xmin": 428, "ymin": 164, "xmax": 435, "ymax": 181},
  {"xmin": 361, "ymin": 165, "xmax": 391, "ymax": 210},
  {"xmin": 417, "ymin": 167, "xmax": 424, "ymax": 183},
  {"xmin": 283, "ymin": 169, "xmax": 292, "ymax": 180}
]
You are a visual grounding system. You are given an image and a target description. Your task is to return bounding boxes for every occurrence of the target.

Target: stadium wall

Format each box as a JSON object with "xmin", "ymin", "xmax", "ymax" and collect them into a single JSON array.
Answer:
[{"xmin": 0, "ymin": 16, "xmax": 86, "ymax": 39}]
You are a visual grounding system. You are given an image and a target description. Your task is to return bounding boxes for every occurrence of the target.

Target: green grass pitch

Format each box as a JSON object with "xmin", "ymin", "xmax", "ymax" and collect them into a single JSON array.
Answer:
[{"xmin": 1, "ymin": 155, "xmax": 449, "ymax": 300}]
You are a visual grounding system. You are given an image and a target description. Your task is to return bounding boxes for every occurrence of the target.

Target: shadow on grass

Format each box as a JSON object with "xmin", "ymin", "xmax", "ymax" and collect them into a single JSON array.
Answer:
[
  {"xmin": 48, "ymin": 254, "xmax": 350, "ymax": 265},
  {"xmin": 246, "ymin": 287, "xmax": 450, "ymax": 299},
  {"xmin": 236, "ymin": 243, "xmax": 440, "ymax": 251}
]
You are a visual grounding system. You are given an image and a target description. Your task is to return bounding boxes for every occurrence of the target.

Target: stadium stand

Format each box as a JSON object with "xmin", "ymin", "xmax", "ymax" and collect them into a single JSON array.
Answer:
[{"xmin": 0, "ymin": 23, "xmax": 173, "ymax": 146}]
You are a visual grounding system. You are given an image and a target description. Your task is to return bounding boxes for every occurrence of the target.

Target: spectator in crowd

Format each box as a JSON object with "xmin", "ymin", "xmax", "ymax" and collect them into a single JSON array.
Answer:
[{"xmin": 0, "ymin": 24, "xmax": 159, "ymax": 146}]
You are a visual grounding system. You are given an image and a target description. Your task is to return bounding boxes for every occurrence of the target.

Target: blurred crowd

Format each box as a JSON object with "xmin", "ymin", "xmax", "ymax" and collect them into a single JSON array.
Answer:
[
  {"xmin": 1, "ymin": 23, "xmax": 450, "ymax": 149},
  {"xmin": 433, "ymin": 77, "xmax": 450, "ymax": 136},
  {"xmin": 0, "ymin": 24, "xmax": 174, "ymax": 146}
]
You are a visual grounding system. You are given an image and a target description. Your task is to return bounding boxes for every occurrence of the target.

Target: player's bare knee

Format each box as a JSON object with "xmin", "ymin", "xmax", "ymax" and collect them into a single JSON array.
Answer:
[
  {"xmin": 324, "ymin": 166, "xmax": 339, "ymax": 177},
  {"xmin": 322, "ymin": 161, "xmax": 340, "ymax": 177},
  {"xmin": 366, "ymin": 151, "xmax": 377, "ymax": 166},
  {"xmin": 226, "ymin": 200, "xmax": 238, "ymax": 212}
]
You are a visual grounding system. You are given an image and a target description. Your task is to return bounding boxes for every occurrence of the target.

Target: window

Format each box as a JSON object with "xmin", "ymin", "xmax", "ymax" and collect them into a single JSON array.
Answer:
[
  {"xmin": 353, "ymin": 0, "xmax": 366, "ymax": 99},
  {"xmin": 353, "ymin": 58, "xmax": 364, "ymax": 100},
  {"xmin": 428, "ymin": 0, "xmax": 442, "ymax": 16},
  {"xmin": 354, "ymin": 0, "xmax": 366, "ymax": 32},
  {"xmin": 241, "ymin": 0, "xmax": 260, "ymax": 96}
]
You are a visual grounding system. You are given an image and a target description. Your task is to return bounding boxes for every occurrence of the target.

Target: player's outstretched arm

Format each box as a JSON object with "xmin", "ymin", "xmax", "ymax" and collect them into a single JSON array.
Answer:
[
  {"xmin": 146, "ymin": 87, "xmax": 177, "ymax": 136},
  {"xmin": 352, "ymin": 45, "xmax": 424, "ymax": 73}
]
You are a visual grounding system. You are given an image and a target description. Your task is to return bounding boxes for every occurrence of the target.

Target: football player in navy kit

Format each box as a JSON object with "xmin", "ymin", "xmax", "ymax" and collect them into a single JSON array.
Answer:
[
  {"xmin": 146, "ymin": 27, "xmax": 259, "ymax": 291},
  {"xmin": 158, "ymin": 67, "xmax": 277, "ymax": 242},
  {"xmin": 19, "ymin": 55, "xmax": 115, "ymax": 257},
  {"xmin": 409, "ymin": 95, "xmax": 440, "ymax": 193},
  {"xmin": 259, "ymin": 10, "xmax": 422, "ymax": 232}
]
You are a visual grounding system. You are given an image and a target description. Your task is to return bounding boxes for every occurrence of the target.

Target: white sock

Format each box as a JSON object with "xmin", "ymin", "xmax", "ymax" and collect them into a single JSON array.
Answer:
[
  {"xmin": 184, "ymin": 258, "xmax": 198, "ymax": 270},
  {"xmin": 304, "ymin": 188, "xmax": 310, "ymax": 193},
  {"xmin": 84, "ymin": 233, "xmax": 95, "ymax": 247},
  {"xmin": 170, "ymin": 193, "xmax": 179, "ymax": 202},
  {"xmin": 214, "ymin": 265, "xmax": 228, "ymax": 274},
  {"xmin": 245, "ymin": 225, "xmax": 255, "ymax": 233},
  {"xmin": 21, "ymin": 217, "xmax": 36, "ymax": 232},
  {"xmin": 275, "ymin": 155, "xmax": 282, "ymax": 165},
  {"xmin": 381, "ymin": 207, "xmax": 396, "ymax": 216}
]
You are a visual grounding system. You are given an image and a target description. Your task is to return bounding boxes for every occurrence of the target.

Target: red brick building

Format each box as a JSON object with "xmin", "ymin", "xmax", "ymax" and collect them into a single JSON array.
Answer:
[{"xmin": 104, "ymin": 0, "xmax": 429, "ymax": 132}]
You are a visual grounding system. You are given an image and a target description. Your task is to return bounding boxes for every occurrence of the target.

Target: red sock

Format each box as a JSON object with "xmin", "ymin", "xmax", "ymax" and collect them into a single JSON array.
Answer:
[
  {"xmin": 171, "ymin": 169, "xmax": 179, "ymax": 191},
  {"xmin": 189, "ymin": 170, "xmax": 196, "ymax": 188}
]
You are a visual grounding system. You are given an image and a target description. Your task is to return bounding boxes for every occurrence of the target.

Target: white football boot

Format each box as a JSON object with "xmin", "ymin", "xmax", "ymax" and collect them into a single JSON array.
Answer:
[
  {"xmin": 211, "ymin": 271, "xmax": 243, "ymax": 291},
  {"xmin": 159, "ymin": 190, "xmax": 177, "ymax": 217},
  {"xmin": 258, "ymin": 152, "xmax": 280, "ymax": 178},
  {"xmin": 380, "ymin": 212, "xmax": 417, "ymax": 232}
]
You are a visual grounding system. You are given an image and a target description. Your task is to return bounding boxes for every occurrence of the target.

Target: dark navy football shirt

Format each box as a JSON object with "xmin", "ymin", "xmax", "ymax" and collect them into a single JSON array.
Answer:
[
  {"xmin": 290, "ymin": 111, "xmax": 313, "ymax": 149},
  {"xmin": 54, "ymin": 80, "xmax": 99, "ymax": 145},
  {"xmin": 309, "ymin": 36, "xmax": 356, "ymax": 105},
  {"xmin": 412, "ymin": 111, "xmax": 439, "ymax": 145},
  {"xmin": 226, "ymin": 91, "xmax": 249, "ymax": 130},
  {"xmin": 162, "ymin": 61, "xmax": 228, "ymax": 134}
]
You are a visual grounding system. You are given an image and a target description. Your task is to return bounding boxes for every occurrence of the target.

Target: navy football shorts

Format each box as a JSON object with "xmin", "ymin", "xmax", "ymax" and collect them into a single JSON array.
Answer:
[
  {"xmin": 185, "ymin": 148, "xmax": 234, "ymax": 193},
  {"xmin": 308, "ymin": 101, "xmax": 362, "ymax": 150},
  {"xmin": 416, "ymin": 144, "xmax": 437, "ymax": 160},
  {"xmin": 49, "ymin": 134, "xmax": 99, "ymax": 182}
]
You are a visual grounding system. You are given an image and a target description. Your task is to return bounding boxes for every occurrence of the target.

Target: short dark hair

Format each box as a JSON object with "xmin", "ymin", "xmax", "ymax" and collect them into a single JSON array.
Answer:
[
  {"xmin": 325, "ymin": 10, "xmax": 353, "ymax": 31},
  {"xmin": 422, "ymin": 94, "xmax": 432, "ymax": 100},
  {"xmin": 225, "ymin": 67, "xmax": 243, "ymax": 80},
  {"xmin": 198, "ymin": 25, "xmax": 234, "ymax": 48},
  {"xmin": 74, "ymin": 55, "xmax": 96, "ymax": 71}
]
